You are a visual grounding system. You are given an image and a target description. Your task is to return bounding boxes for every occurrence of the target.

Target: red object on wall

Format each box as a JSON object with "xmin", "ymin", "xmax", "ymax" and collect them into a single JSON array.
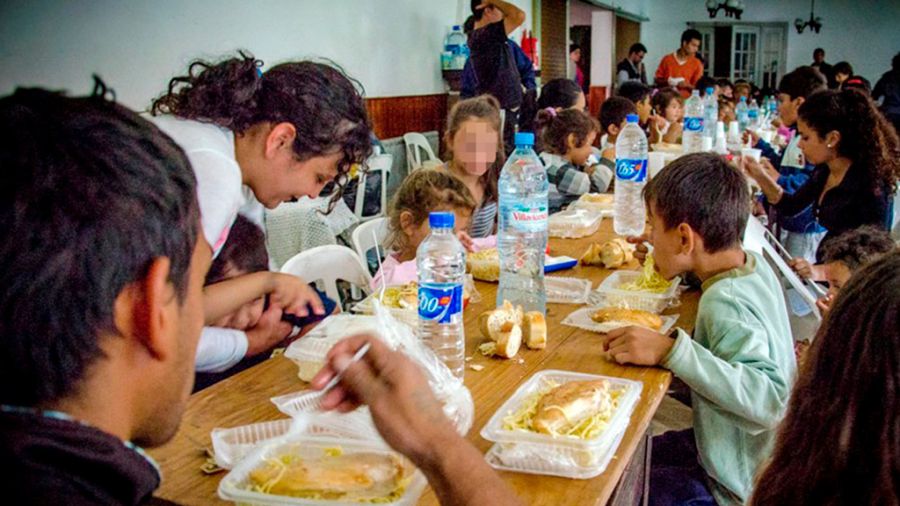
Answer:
[
  {"xmin": 588, "ymin": 86, "xmax": 608, "ymax": 119},
  {"xmin": 520, "ymin": 29, "xmax": 539, "ymax": 69}
]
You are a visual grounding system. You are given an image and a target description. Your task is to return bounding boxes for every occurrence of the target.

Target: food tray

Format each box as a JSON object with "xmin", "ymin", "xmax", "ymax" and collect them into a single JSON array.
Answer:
[
  {"xmin": 548, "ymin": 208, "xmax": 603, "ymax": 239},
  {"xmin": 545, "ymin": 276, "xmax": 592, "ymax": 304},
  {"xmin": 561, "ymin": 307, "xmax": 678, "ymax": 335},
  {"xmin": 283, "ymin": 314, "xmax": 381, "ymax": 381},
  {"xmin": 480, "ymin": 370, "xmax": 642, "ymax": 479},
  {"xmin": 218, "ymin": 435, "xmax": 427, "ymax": 506},
  {"xmin": 570, "ymin": 193, "xmax": 615, "ymax": 216},
  {"xmin": 588, "ymin": 271, "xmax": 681, "ymax": 314},
  {"xmin": 484, "ymin": 427, "xmax": 627, "ymax": 479},
  {"xmin": 211, "ymin": 416, "xmax": 377, "ymax": 470}
]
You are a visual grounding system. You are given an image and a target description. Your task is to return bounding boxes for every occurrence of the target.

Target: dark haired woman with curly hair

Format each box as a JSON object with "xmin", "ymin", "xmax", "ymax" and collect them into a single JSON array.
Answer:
[
  {"xmin": 743, "ymin": 88, "xmax": 900, "ymax": 262},
  {"xmin": 750, "ymin": 249, "xmax": 900, "ymax": 506},
  {"xmin": 150, "ymin": 51, "xmax": 369, "ymax": 374}
]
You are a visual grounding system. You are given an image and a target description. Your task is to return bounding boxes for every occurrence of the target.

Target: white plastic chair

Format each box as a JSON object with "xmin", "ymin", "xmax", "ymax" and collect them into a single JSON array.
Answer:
[
  {"xmin": 351, "ymin": 217, "xmax": 389, "ymax": 274},
  {"xmin": 354, "ymin": 154, "xmax": 392, "ymax": 222},
  {"xmin": 280, "ymin": 245, "xmax": 372, "ymax": 306},
  {"xmin": 403, "ymin": 132, "xmax": 439, "ymax": 173},
  {"xmin": 744, "ymin": 215, "xmax": 823, "ymax": 343}
]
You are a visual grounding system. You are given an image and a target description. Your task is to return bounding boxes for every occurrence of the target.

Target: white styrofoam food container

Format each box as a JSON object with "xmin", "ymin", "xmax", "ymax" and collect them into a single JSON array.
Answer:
[
  {"xmin": 548, "ymin": 208, "xmax": 603, "ymax": 239},
  {"xmin": 218, "ymin": 435, "xmax": 427, "ymax": 505},
  {"xmin": 545, "ymin": 276, "xmax": 593, "ymax": 304},
  {"xmin": 283, "ymin": 314, "xmax": 381, "ymax": 382},
  {"xmin": 480, "ymin": 370, "xmax": 642, "ymax": 479},
  {"xmin": 589, "ymin": 271, "xmax": 681, "ymax": 314}
]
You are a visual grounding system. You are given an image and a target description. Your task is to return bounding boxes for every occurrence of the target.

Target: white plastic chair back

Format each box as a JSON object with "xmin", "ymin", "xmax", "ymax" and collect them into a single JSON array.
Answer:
[
  {"xmin": 745, "ymin": 215, "xmax": 823, "ymax": 343},
  {"xmin": 891, "ymin": 185, "xmax": 900, "ymax": 240},
  {"xmin": 403, "ymin": 132, "xmax": 438, "ymax": 173},
  {"xmin": 351, "ymin": 217, "xmax": 389, "ymax": 272},
  {"xmin": 280, "ymin": 245, "xmax": 372, "ymax": 305},
  {"xmin": 355, "ymin": 154, "xmax": 392, "ymax": 222}
]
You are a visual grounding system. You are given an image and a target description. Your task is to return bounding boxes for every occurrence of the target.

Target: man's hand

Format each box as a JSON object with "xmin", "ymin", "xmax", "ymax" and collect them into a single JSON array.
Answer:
[
  {"xmin": 600, "ymin": 326, "xmax": 675, "ymax": 366},
  {"xmin": 244, "ymin": 304, "xmax": 293, "ymax": 356},
  {"xmin": 267, "ymin": 272, "xmax": 325, "ymax": 317},
  {"xmin": 312, "ymin": 335, "xmax": 457, "ymax": 463}
]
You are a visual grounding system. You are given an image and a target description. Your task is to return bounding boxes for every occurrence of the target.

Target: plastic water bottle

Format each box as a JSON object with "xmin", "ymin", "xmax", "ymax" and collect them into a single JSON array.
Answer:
[
  {"xmin": 614, "ymin": 114, "xmax": 648, "ymax": 237},
  {"xmin": 748, "ymin": 99, "xmax": 760, "ymax": 130},
  {"xmin": 736, "ymin": 96, "xmax": 749, "ymax": 132},
  {"xmin": 497, "ymin": 132, "xmax": 549, "ymax": 314},
  {"xmin": 703, "ymin": 87, "xmax": 718, "ymax": 144},
  {"xmin": 444, "ymin": 25, "xmax": 469, "ymax": 70},
  {"xmin": 682, "ymin": 90, "xmax": 705, "ymax": 154},
  {"xmin": 418, "ymin": 212, "xmax": 467, "ymax": 379}
]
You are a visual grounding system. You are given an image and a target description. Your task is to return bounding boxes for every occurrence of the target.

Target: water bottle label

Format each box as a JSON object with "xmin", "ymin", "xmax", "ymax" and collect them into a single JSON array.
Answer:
[
  {"xmin": 510, "ymin": 204, "xmax": 548, "ymax": 232},
  {"xmin": 683, "ymin": 116, "xmax": 704, "ymax": 133},
  {"xmin": 615, "ymin": 158, "xmax": 647, "ymax": 182},
  {"xmin": 418, "ymin": 282, "xmax": 462, "ymax": 324},
  {"xmin": 748, "ymin": 111, "xmax": 758, "ymax": 119}
]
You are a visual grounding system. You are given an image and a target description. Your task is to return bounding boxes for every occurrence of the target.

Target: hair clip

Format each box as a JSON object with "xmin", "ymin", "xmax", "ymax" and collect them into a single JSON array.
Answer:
[{"xmin": 544, "ymin": 107, "xmax": 557, "ymax": 117}]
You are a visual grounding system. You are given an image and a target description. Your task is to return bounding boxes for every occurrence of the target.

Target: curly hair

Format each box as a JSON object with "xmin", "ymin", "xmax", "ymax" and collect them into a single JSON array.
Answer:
[
  {"xmin": 799, "ymin": 89, "xmax": 900, "ymax": 192},
  {"xmin": 444, "ymin": 95, "xmax": 505, "ymax": 203},
  {"xmin": 386, "ymin": 170, "xmax": 476, "ymax": 253},
  {"xmin": 151, "ymin": 51, "xmax": 372, "ymax": 210},
  {"xmin": 751, "ymin": 250, "xmax": 900, "ymax": 505},
  {"xmin": 819, "ymin": 225, "xmax": 896, "ymax": 271},
  {"xmin": 535, "ymin": 108, "xmax": 599, "ymax": 156}
]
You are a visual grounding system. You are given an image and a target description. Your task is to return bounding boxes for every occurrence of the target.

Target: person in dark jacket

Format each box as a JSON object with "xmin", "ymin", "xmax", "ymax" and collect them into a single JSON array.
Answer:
[{"xmin": 873, "ymin": 52, "xmax": 900, "ymax": 134}]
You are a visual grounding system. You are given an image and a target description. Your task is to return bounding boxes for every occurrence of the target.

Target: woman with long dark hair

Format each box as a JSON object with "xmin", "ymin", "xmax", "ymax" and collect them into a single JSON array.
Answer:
[
  {"xmin": 150, "ymin": 51, "xmax": 371, "ymax": 373},
  {"xmin": 743, "ymin": 88, "xmax": 900, "ymax": 262},
  {"xmin": 750, "ymin": 249, "xmax": 900, "ymax": 505}
]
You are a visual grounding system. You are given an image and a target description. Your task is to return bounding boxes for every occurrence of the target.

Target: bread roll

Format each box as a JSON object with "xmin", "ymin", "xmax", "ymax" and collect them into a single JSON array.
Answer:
[
  {"xmin": 589, "ymin": 307, "xmax": 663, "ymax": 331},
  {"xmin": 493, "ymin": 321, "xmax": 522, "ymax": 358},
  {"xmin": 522, "ymin": 311, "xmax": 546, "ymax": 349},
  {"xmin": 599, "ymin": 238, "xmax": 634, "ymax": 269},
  {"xmin": 533, "ymin": 380, "xmax": 612, "ymax": 435}
]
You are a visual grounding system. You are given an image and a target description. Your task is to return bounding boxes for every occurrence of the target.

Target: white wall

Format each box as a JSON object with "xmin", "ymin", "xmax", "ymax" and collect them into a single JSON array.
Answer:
[
  {"xmin": 638, "ymin": 0, "xmax": 898, "ymax": 84},
  {"xmin": 591, "ymin": 11, "xmax": 615, "ymax": 86},
  {"xmin": 570, "ymin": 0, "xmax": 596, "ymax": 25},
  {"xmin": 0, "ymin": 0, "xmax": 532, "ymax": 110}
]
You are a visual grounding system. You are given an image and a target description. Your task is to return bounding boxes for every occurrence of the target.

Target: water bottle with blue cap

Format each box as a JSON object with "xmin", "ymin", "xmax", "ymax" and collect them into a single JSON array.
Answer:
[
  {"xmin": 418, "ymin": 211, "xmax": 467, "ymax": 379},
  {"xmin": 497, "ymin": 132, "xmax": 549, "ymax": 314},
  {"xmin": 614, "ymin": 114, "xmax": 648, "ymax": 236}
]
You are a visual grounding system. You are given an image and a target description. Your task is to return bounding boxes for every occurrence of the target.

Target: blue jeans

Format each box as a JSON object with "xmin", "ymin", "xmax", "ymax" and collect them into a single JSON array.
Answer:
[{"xmin": 649, "ymin": 429, "xmax": 717, "ymax": 506}]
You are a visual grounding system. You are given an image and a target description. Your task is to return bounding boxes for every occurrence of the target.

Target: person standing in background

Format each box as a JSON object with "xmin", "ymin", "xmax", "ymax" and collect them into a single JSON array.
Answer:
[
  {"xmin": 467, "ymin": 0, "xmax": 526, "ymax": 153},
  {"xmin": 654, "ymin": 29, "xmax": 704, "ymax": 98},
  {"xmin": 569, "ymin": 44, "xmax": 586, "ymax": 92},
  {"xmin": 873, "ymin": 52, "xmax": 900, "ymax": 134},
  {"xmin": 617, "ymin": 43, "xmax": 648, "ymax": 86},
  {"xmin": 811, "ymin": 48, "xmax": 836, "ymax": 88}
]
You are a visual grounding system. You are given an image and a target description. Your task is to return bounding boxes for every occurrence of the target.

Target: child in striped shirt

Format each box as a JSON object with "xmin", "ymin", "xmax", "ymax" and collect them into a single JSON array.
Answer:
[{"xmin": 536, "ymin": 107, "xmax": 611, "ymax": 212}]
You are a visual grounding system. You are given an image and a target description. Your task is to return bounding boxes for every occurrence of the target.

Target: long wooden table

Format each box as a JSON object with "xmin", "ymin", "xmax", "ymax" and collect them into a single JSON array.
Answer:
[{"xmin": 150, "ymin": 219, "xmax": 699, "ymax": 505}]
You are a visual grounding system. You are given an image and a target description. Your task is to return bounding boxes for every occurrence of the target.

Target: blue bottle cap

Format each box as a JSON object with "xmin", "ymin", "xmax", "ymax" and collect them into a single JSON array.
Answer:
[
  {"xmin": 429, "ymin": 211, "xmax": 455, "ymax": 229},
  {"xmin": 740, "ymin": 96, "xmax": 747, "ymax": 102},
  {"xmin": 706, "ymin": 87, "xmax": 715, "ymax": 94},
  {"xmin": 625, "ymin": 114, "xmax": 639, "ymax": 123},
  {"xmin": 514, "ymin": 132, "xmax": 534, "ymax": 146},
  {"xmin": 452, "ymin": 24, "xmax": 460, "ymax": 30}
]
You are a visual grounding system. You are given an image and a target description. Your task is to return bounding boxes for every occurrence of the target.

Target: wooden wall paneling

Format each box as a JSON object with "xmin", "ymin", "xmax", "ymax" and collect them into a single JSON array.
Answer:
[{"xmin": 365, "ymin": 93, "xmax": 448, "ymax": 142}]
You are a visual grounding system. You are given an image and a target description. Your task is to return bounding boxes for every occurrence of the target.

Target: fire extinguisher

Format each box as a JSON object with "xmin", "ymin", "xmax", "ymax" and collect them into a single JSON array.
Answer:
[{"xmin": 520, "ymin": 29, "xmax": 540, "ymax": 70}]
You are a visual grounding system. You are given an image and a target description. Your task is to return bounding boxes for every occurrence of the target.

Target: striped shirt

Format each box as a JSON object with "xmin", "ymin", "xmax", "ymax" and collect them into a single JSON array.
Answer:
[
  {"xmin": 469, "ymin": 200, "xmax": 497, "ymax": 238},
  {"xmin": 541, "ymin": 153, "xmax": 612, "ymax": 211}
]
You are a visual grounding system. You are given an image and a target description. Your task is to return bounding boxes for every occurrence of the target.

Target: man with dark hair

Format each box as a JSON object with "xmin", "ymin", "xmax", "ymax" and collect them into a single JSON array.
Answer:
[
  {"xmin": 0, "ymin": 85, "xmax": 524, "ymax": 505},
  {"xmin": 616, "ymin": 42, "xmax": 648, "ymax": 86},
  {"xmin": 654, "ymin": 28, "xmax": 704, "ymax": 97},
  {"xmin": 0, "ymin": 84, "xmax": 207, "ymax": 504},
  {"xmin": 604, "ymin": 153, "xmax": 795, "ymax": 506},
  {"xmin": 811, "ymin": 48, "xmax": 836, "ymax": 88},
  {"xmin": 743, "ymin": 66, "xmax": 827, "ymax": 262},
  {"xmin": 467, "ymin": 0, "xmax": 526, "ymax": 151}
]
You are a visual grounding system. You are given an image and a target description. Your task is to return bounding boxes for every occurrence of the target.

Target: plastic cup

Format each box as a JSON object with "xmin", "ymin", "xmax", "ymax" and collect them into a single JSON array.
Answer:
[
  {"xmin": 648, "ymin": 152, "xmax": 666, "ymax": 179},
  {"xmin": 741, "ymin": 147, "xmax": 762, "ymax": 162}
]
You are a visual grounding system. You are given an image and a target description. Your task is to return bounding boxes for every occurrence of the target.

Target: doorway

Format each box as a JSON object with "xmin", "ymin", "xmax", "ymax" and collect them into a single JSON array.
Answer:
[{"xmin": 689, "ymin": 22, "xmax": 787, "ymax": 88}]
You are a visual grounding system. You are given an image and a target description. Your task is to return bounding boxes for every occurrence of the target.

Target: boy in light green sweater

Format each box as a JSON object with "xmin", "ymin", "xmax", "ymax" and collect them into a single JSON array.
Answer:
[{"xmin": 602, "ymin": 153, "xmax": 796, "ymax": 506}]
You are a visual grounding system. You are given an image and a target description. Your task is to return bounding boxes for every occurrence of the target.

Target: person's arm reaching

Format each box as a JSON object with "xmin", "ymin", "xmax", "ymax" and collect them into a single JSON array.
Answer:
[
  {"xmin": 478, "ymin": 0, "xmax": 525, "ymax": 35},
  {"xmin": 203, "ymin": 271, "xmax": 324, "ymax": 324},
  {"xmin": 313, "ymin": 336, "xmax": 523, "ymax": 506}
]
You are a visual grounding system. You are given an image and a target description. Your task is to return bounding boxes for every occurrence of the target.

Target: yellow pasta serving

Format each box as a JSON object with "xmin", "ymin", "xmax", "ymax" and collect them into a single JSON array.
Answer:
[
  {"xmin": 619, "ymin": 255, "xmax": 672, "ymax": 293},
  {"xmin": 246, "ymin": 447, "xmax": 413, "ymax": 503},
  {"xmin": 501, "ymin": 380, "xmax": 621, "ymax": 440}
]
